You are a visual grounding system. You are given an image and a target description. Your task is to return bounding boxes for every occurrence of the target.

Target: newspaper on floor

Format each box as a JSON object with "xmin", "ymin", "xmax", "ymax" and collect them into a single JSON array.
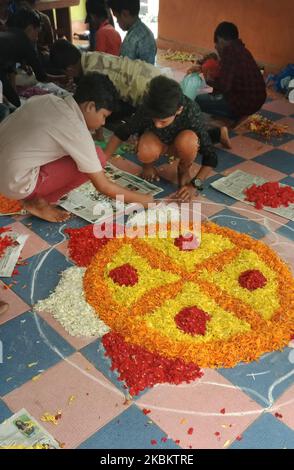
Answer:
[
  {"xmin": 0, "ymin": 409, "xmax": 60, "ymax": 449},
  {"xmin": 210, "ymin": 170, "xmax": 294, "ymax": 221},
  {"xmin": 59, "ymin": 162, "xmax": 164, "ymax": 224},
  {"xmin": 0, "ymin": 233, "xmax": 28, "ymax": 277}
]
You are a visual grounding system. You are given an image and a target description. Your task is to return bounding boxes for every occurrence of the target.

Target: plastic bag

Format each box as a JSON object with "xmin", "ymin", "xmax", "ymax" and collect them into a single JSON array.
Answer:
[
  {"xmin": 266, "ymin": 64, "xmax": 294, "ymax": 92},
  {"xmin": 180, "ymin": 73, "xmax": 205, "ymax": 100}
]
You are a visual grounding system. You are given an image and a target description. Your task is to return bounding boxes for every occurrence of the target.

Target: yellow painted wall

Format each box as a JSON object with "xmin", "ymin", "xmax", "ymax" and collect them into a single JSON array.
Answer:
[{"xmin": 71, "ymin": 0, "xmax": 86, "ymax": 22}]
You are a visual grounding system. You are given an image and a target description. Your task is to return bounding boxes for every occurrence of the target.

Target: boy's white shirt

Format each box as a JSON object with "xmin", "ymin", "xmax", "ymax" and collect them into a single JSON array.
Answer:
[
  {"xmin": 81, "ymin": 52, "xmax": 162, "ymax": 106},
  {"xmin": 0, "ymin": 94, "xmax": 102, "ymax": 200}
]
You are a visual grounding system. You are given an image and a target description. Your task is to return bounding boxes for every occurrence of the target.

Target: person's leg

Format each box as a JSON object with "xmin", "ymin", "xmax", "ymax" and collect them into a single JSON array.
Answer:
[
  {"xmin": 195, "ymin": 93, "xmax": 236, "ymax": 119},
  {"xmin": 23, "ymin": 147, "xmax": 106, "ymax": 222},
  {"xmin": 208, "ymin": 127, "xmax": 232, "ymax": 149},
  {"xmin": 137, "ymin": 132, "xmax": 167, "ymax": 182},
  {"xmin": 172, "ymin": 130, "xmax": 199, "ymax": 187}
]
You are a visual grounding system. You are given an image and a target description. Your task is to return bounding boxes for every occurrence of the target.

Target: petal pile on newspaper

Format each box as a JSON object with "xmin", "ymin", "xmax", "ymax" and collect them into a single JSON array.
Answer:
[{"xmin": 0, "ymin": 231, "xmax": 28, "ymax": 277}]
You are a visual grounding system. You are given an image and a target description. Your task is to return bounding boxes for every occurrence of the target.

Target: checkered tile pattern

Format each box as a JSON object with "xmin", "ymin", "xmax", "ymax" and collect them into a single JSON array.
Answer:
[{"xmin": 0, "ymin": 62, "xmax": 293, "ymax": 449}]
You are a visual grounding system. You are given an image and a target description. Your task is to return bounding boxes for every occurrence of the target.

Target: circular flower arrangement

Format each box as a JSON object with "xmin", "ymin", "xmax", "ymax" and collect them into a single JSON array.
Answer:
[
  {"xmin": 38, "ymin": 221, "xmax": 294, "ymax": 395},
  {"xmin": 82, "ymin": 222, "xmax": 294, "ymax": 369}
]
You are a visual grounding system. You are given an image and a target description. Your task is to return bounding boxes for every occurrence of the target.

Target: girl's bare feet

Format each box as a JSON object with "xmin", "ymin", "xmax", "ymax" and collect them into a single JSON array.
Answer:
[
  {"xmin": 0, "ymin": 301, "xmax": 9, "ymax": 316},
  {"xmin": 220, "ymin": 126, "xmax": 232, "ymax": 149},
  {"xmin": 23, "ymin": 198, "xmax": 71, "ymax": 223},
  {"xmin": 141, "ymin": 164, "xmax": 160, "ymax": 182}
]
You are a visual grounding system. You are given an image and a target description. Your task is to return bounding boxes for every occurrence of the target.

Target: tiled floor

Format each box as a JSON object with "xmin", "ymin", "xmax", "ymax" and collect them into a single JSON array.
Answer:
[{"xmin": 0, "ymin": 56, "xmax": 293, "ymax": 449}]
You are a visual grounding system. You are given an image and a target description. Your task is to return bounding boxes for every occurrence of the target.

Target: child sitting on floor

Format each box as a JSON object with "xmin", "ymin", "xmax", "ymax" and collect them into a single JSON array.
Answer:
[
  {"xmin": 104, "ymin": 75, "xmax": 218, "ymax": 199},
  {"xmin": 0, "ymin": 73, "xmax": 155, "ymax": 223}
]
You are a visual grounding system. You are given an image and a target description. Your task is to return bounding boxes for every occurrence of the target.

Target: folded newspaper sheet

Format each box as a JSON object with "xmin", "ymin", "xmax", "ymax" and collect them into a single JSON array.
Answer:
[
  {"xmin": 0, "ymin": 409, "xmax": 60, "ymax": 449},
  {"xmin": 210, "ymin": 170, "xmax": 294, "ymax": 221},
  {"xmin": 0, "ymin": 232, "xmax": 28, "ymax": 277},
  {"xmin": 59, "ymin": 162, "xmax": 163, "ymax": 224}
]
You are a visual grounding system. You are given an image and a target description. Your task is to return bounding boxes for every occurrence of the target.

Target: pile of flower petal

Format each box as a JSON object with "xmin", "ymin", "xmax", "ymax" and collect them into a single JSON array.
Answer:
[
  {"xmin": 247, "ymin": 114, "xmax": 288, "ymax": 140},
  {"xmin": 244, "ymin": 181, "xmax": 294, "ymax": 209},
  {"xmin": 17, "ymin": 86, "xmax": 50, "ymax": 99},
  {"xmin": 102, "ymin": 332, "xmax": 203, "ymax": 396},
  {"xmin": 163, "ymin": 49, "xmax": 195, "ymax": 62},
  {"xmin": 0, "ymin": 194, "xmax": 22, "ymax": 215},
  {"xmin": 0, "ymin": 227, "xmax": 16, "ymax": 258}
]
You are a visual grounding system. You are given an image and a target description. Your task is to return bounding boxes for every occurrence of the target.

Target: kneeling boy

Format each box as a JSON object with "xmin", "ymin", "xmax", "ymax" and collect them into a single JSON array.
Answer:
[{"xmin": 0, "ymin": 73, "xmax": 154, "ymax": 222}]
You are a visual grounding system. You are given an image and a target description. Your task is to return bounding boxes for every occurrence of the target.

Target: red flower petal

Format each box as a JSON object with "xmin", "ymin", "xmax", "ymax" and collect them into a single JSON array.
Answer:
[
  {"xmin": 151, "ymin": 439, "xmax": 157, "ymax": 445},
  {"xmin": 109, "ymin": 263, "xmax": 139, "ymax": 286},
  {"xmin": 275, "ymin": 412, "xmax": 283, "ymax": 419},
  {"xmin": 187, "ymin": 427, "xmax": 194, "ymax": 435},
  {"xmin": 143, "ymin": 408, "xmax": 151, "ymax": 415},
  {"xmin": 239, "ymin": 270, "xmax": 267, "ymax": 291},
  {"xmin": 102, "ymin": 332, "xmax": 203, "ymax": 396},
  {"xmin": 175, "ymin": 307, "xmax": 211, "ymax": 336},
  {"xmin": 220, "ymin": 408, "xmax": 226, "ymax": 414}
]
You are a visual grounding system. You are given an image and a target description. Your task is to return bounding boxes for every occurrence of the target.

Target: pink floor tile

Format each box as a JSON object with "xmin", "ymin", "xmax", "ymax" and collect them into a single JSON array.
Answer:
[
  {"xmin": 36, "ymin": 309, "xmax": 99, "ymax": 350},
  {"xmin": 230, "ymin": 201, "xmax": 288, "ymax": 230},
  {"xmin": 276, "ymin": 117, "xmax": 294, "ymax": 134},
  {"xmin": 278, "ymin": 140, "xmax": 294, "ymax": 154},
  {"xmin": 228, "ymin": 136, "xmax": 273, "ymax": 159},
  {"xmin": 137, "ymin": 369, "xmax": 262, "ymax": 449},
  {"xmin": 3, "ymin": 352, "xmax": 129, "ymax": 449},
  {"xmin": 263, "ymin": 99, "xmax": 294, "ymax": 116},
  {"xmin": 0, "ymin": 281, "xmax": 29, "ymax": 325},
  {"xmin": 4, "ymin": 221, "xmax": 49, "ymax": 260},
  {"xmin": 54, "ymin": 240, "xmax": 70, "ymax": 260},
  {"xmin": 272, "ymin": 383, "xmax": 294, "ymax": 431},
  {"xmin": 223, "ymin": 160, "xmax": 287, "ymax": 181}
]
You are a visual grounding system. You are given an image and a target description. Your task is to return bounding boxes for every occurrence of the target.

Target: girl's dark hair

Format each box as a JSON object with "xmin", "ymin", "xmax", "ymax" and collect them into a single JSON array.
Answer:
[
  {"xmin": 7, "ymin": 6, "xmax": 41, "ymax": 29},
  {"xmin": 214, "ymin": 22, "xmax": 239, "ymax": 42},
  {"xmin": 143, "ymin": 76, "xmax": 184, "ymax": 119},
  {"xmin": 74, "ymin": 72, "xmax": 119, "ymax": 112},
  {"xmin": 107, "ymin": 0, "xmax": 140, "ymax": 16},
  {"xmin": 50, "ymin": 39, "xmax": 81, "ymax": 70}
]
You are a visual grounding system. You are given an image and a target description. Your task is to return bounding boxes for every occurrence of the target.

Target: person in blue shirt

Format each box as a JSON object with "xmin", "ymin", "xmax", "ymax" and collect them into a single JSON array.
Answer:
[{"xmin": 107, "ymin": 0, "xmax": 156, "ymax": 64}]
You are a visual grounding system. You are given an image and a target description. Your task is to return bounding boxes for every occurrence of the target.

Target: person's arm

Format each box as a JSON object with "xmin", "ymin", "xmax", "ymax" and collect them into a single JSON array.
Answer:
[
  {"xmin": 87, "ymin": 170, "xmax": 154, "ymax": 206},
  {"xmin": 214, "ymin": 52, "xmax": 234, "ymax": 94},
  {"xmin": 188, "ymin": 102, "xmax": 218, "ymax": 169},
  {"xmin": 105, "ymin": 108, "xmax": 146, "ymax": 158},
  {"xmin": 104, "ymin": 134, "xmax": 123, "ymax": 159}
]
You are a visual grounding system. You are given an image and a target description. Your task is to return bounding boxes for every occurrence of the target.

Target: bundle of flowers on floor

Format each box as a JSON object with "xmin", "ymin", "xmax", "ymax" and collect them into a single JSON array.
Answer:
[
  {"xmin": 247, "ymin": 114, "xmax": 288, "ymax": 139},
  {"xmin": 36, "ymin": 220, "xmax": 294, "ymax": 396}
]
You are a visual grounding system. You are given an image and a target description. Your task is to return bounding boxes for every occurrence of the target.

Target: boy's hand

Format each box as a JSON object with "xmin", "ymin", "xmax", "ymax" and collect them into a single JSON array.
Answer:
[{"xmin": 175, "ymin": 184, "xmax": 197, "ymax": 202}]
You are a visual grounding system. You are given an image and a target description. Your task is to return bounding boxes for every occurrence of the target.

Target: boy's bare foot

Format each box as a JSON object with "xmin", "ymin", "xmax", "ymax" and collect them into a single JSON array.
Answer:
[
  {"xmin": 220, "ymin": 126, "xmax": 232, "ymax": 149},
  {"xmin": 141, "ymin": 164, "xmax": 160, "ymax": 182},
  {"xmin": 23, "ymin": 198, "xmax": 71, "ymax": 223},
  {"xmin": 0, "ymin": 301, "xmax": 9, "ymax": 316}
]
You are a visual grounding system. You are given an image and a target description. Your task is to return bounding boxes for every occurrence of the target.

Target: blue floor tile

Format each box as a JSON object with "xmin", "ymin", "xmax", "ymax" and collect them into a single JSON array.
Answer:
[
  {"xmin": 22, "ymin": 215, "xmax": 88, "ymax": 245},
  {"xmin": 3, "ymin": 248, "xmax": 73, "ymax": 305},
  {"xmin": 0, "ymin": 400, "xmax": 12, "ymax": 422},
  {"xmin": 247, "ymin": 132, "xmax": 293, "ymax": 148},
  {"xmin": 203, "ymin": 175, "xmax": 236, "ymax": 206},
  {"xmin": 279, "ymin": 176, "xmax": 294, "ymax": 187},
  {"xmin": 276, "ymin": 220, "xmax": 294, "ymax": 242},
  {"xmin": 219, "ymin": 348, "xmax": 294, "ymax": 408},
  {"xmin": 209, "ymin": 208, "xmax": 268, "ymax": 239},
  {"xmin": 254, "ymin": 149, "xmax": 294, "ymax": 174},
  {"xmin": 215, "ymin": 149, "xmax": 244, "ymax": 172},
  {"xmin": 78, "ymin": 404, "xmax": 180, "ymax": 449},
  {"xmin": 0, "ymin": 216, "xmax": 16, "ymax": 228},
  {"xmin": 230, "ymin": 413, "xmax": 294, "ymax": 449},
  {"xmin": 0, "ymin": 311, "xmax": 75, "ymax": 395},
  {"xmin": 80, "ymin": 340, "xmax": 150, "ymax": 399},
  {"xmin": 258, "ymin": 109, "xmax": 285, "ymax": 121}
]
